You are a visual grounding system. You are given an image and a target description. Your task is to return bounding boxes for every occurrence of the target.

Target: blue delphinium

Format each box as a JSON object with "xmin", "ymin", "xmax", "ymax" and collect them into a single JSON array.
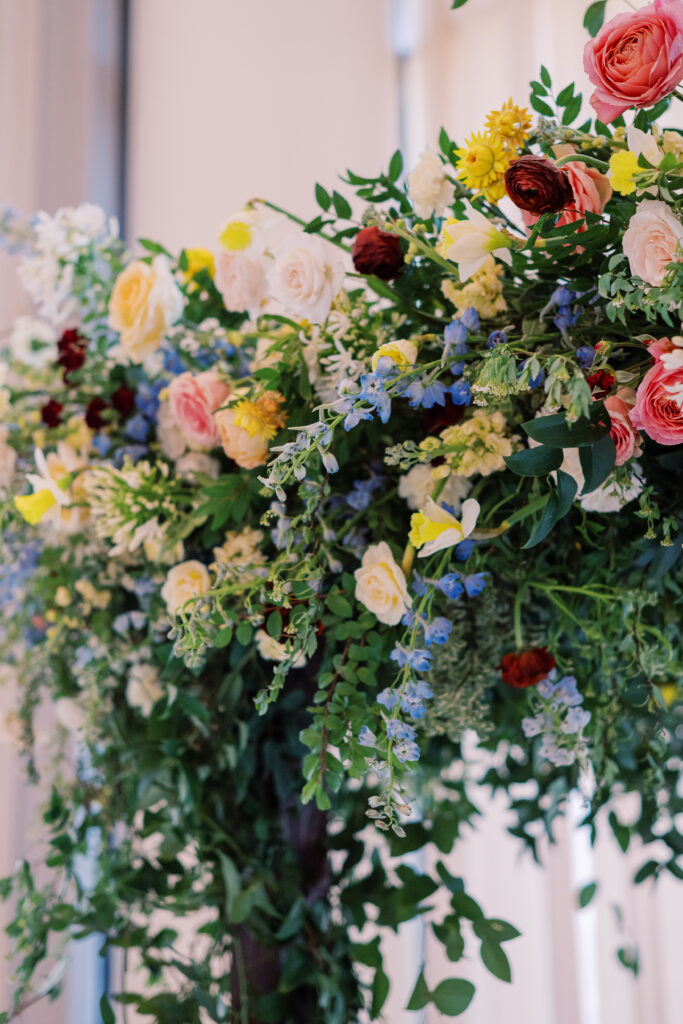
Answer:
[
  {"xmin": 436, "ymin": 573, "xmax": 464, "ymax": 600},
  {"xmin": 423, "ymin": 616, "xmax": 452, "ymax": 646},
  {"xmin": 386, "ymin": 719, "xmax": 417, "ymax": 741},
  {"xmin": 463, "ymin": 573, "xmax": 487, "ymax": 597},
  {"xmin": 444, "ymin": 318, "xmax": 468, "ymax": 354},
  {"xmin": 461, "ymin": 307, "xmax": 480, "ymax": 330},
  {"xmin": 124, "ymin": 413, "xmax": 151, "ymax": 443},
  {"xmin": 358, "ymin": 372, "xmax": 391, "ymax": 423},
  {"xmin": 358, "ymin": 726, "xmax": 377, "ymax": 747},
  {"xmin": 448, "ymin": 379, "xmax": 472, "ymax": 405},
  {"xmin": 487, "ymin": 330, "xmax": 507, "ymax": 349},
  {"xmin": 394, "ymin": 740, "xmax": 421, "ymax": 763},
  {"xmin": 377, "ymin": 688, "xmax": 400, "ymax": 710},
  {"xmin": 404, "ymin": 378, "xmax": 448, "ymax": 409},
  {"xmin": 402, "ymin": 680, "xmax": 433, "ymax": 718},
  {"xmin": 576, "ymin": 345, "xmax": 595, "ymax": 368},
  {"xmin": 454, "ymin": 538, "xmax": 475, "ymax": 561}
]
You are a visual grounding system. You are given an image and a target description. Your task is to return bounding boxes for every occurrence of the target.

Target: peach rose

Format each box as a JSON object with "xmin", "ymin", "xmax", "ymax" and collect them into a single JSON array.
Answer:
[
  {"xmin": 631, "ymin": 338, "xmax": 683, "ymax": 445},
  {"xmin": 108, "ymin": 256, "xmax": 183, "ymax": 364},
  {"xmin": 584, "ymin": 0, "xmax": 683, "ymax": 124},
  {"xmin": 168, "ymin": 371, "xmax": 230, "ymax": 449},
  {"xmin": 354, "ymin": 542, "xmax": 412, "ymax": 626},
  {"xmin": 522, "ymin": 150, "xmax": 611, "ymax": 232},
  {"xmin": 214, "ymin": 248, "xmax": 268, "ymax": 319},
  {"xmin": 622, "ymin": 199, "xmax": 683, "ymax": 286},
  {"xmin": 604, "ymin": 387, "xmax": 643, "ymax": 465},
  {"xmin": 215, "ymin": 408, "xmax": 269, "ymax": 469}
]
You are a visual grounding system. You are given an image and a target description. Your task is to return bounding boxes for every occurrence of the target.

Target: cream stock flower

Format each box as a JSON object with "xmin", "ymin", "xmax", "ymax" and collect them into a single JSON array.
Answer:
[
  {"xmin": 407, "ymin": 150, "xmax": 455, "ymax": 219},
  {"xmin": 354, "ymin": 542, "xmax": 412, "ymax": 626},
  {"xmin": 109, "ymin": 255, "xmax": 184, "ymax": 364},
  {"xmin": 398, "ymin": 464, "xmax": 471, "ymax": 512},
  {"xmin": 161, "ymin": 560, "xmax": 211, "ymax": 616}
]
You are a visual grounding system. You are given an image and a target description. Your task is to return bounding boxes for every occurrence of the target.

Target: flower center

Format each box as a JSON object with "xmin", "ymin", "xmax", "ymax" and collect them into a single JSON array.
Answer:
[{"xmin": 466, "ymin": 145, "xmax": 496, "ymax": 177}]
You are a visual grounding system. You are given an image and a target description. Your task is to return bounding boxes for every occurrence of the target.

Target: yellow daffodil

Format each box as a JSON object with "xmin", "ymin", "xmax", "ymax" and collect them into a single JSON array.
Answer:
[
  {"xmin": 408, "ymin": 497, "xmax": 480, "ymax": 558},
  {"xmin": 183, "ymin": 247, "xmax": 215, "ymax": 281},
  {"xmin": 609, "ymin": 151, "xmax": 639, "ymax": 195},
  {"xmin": 15, "ymin": 489, "xmax": 57, "ymax": 525},
  {"xmin": 485, "ymin": 99, "xmax": 532, "ymax": 151},
  {"xmin": 371, "ymin": 340, "xmax": 418, "ymax": 373},
  {"xmin": 454, "ymin": 132, "xmax": 510, "ymax": 200},
  {"xmin": 219, "ymin": 218, "xmax": 254, "ymax": 251}
]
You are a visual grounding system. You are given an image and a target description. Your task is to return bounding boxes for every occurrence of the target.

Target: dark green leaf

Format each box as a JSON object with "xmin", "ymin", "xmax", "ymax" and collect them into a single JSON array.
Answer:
[
  {"xmin": 332, "ymin": 191, "xmax": 352, "ymax": 219},
  {"xmin": 266, "ymin": 611, "xmax": 283, "ymax": 639},
  {"xmin": 315, "ymin": 183, "xmax": 331, "ymax": 211},
  {"xmin": 100, "ymin": 995, "xmax": 116, "ymax": 1024},
  {"xmin": 523, "ymin": 471, "xmax": 578, "ymax": 549},
  {"xmin": 406, "ymin": 968, "xmax": 430, "ymax": 1011},
  {"xmin": 530, "ymin": 96, "xmax": 554, "ymax": 117},
  {"xmin": 578, "ymin": 882, "xmax": 598, "ymax": 908},
  {"xmin": 522, "ymin": 405, "xmax": 610, "ymax": 447},
  {"xmin": 326, "ymin": 594, "xmax": 353, "ymax": 618},
  {"xmin": 371, "ymin": 965, "xmax": 390, "ymax": 1016},
  {"xmin": 388, "ymin": 149, "xmax": 403, "ymax": 182},
  {"xmin": 431, "ymin": 978, "xmax": 476, "ymax": 1016},
  {"xmin": 579, "ymin": 432, "xmax": 616, "ymax": 493},
  {"xmin": 633, "ymin": 859, "xmax": 659, "ymax": 884},
  {"xmin": 472, "ymin": 918, "xmax": 521, "ymax": 943},
  {"xmin": 540, "ymin": 65, "xmax": 551, "ymax": 88},
  {"xmin": 583, "ymin": 1, "xmax": 607, "ymax": 37},
  {"xmin": 450, "ymin": 0, "xmax": 469, "ymax": 8},
  {"xmin": 480, "ymin": 941, "xmax": 512, "ymax": 983},
  {"xmin": 505, "ymin": 445, "xmax": 563, "ymax": 477},
  {"xmin": 556, "ymin": 83, "xmax": 575, "ymax": 106},
  {"xmin": 451, "ymin": 891, "xmax": 483, "ymax": 920}
]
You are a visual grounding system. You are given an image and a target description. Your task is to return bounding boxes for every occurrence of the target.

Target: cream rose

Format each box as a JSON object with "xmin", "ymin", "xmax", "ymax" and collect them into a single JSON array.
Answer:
[
  {"xmin": 126, "ymin": 664, "xmax": 164, "ymax": 716},
  {"xmin": 255, "ymin": 629, "xmax": 307, "ymax": 667},
  {"xmin": 398, "ymin": 465, "xmax": 471, "ymax": 512},
  {"xmin": 408, "ymin": 150, "xmax": 455, "ymax": 219},
  {"xmin": 268, "ymin": 234, "xmax": 344, "ymax": 323},
  {"xmin": 168, "ymin": 371, "xmax": 231, "ymax": 449},
  {"xmin": 215, "ymin": 408, "xmax": 269, "ymax": 469},
  {"xmin": 214, "ymin": 248, "xmax": 268, "ymax": 319},
  {"xmin": 161, "ymin": 560, "xmax": 211, "ymax": 616},
  {"xmin": 354, "ymin": 542, "xmax": 412, "ymax": 626},
  {"xmin": 108, "ymin": 255, "xmax": 184, "ymax": 364},
  {"xmin": 622, "ymin": 199, "xmax": 683, "ymax": 286}
]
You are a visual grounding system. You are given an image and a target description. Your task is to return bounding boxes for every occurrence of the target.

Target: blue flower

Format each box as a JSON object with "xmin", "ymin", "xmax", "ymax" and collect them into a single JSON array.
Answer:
[
  {"xmin": 561, "ymin": 707, "xmax": 591, "ymax": 734},
  {"xmin": 135, "ymin": 380, "xmax": 164, "ymax": 420},
  {"xmin": 390, "ymin": 645, "xmax": 409, "ymax": 668},
  {"xmin": 377, "ymin": 688, "xmax": 399, "ymax": 711},
  {"xmin": 448, "ymin": 380, "xmax": 472, "ymax": 405},
  {"xmin": 344, "ymin": 406, "xmax": 374, "ymax": 431},
  {"xmin": 408, "ymin": 649, "xmax": 433, "ymax": 671},
  {"xmin": 125, "ymin": 413, "xmax": 151, "ymax": 443},
  {"xmin": 454, "ymin": 538, "xmax": 475, "ymax": 562},
  {"xmin": 358, "ymin": 725, "xmax": 377, "ymax": 747},
  {"xmin": 463, "ymin": 573, "xmax": 487, "ymax": 597},
  {"xmin": 554, "ymin": 305, "xmax": 582, "ymax": 342},
  {"xmin": 436, "ymin": 573, "xmax": 464, "ymax": 600},
  {"xmin": 404, "ymin": 378, "xmax": 447, "ymax": 409},
  {"xmin": 444, "ymin": 318, "xmax": 468, "ymax": 354},
  {"xmin": 423, "ymin": 616, "xmax": 452, "ymax": 646},
  {"xmin": 401, "ymin": 680, "xmax": 433, "ymax": 718},
  {"xmin": 387, "ymin": 719, "xmax": 417, "ymax": 741},
  {"xmin": 411, "ymin": 573, "xmax": 429, "ymax": 597},
  {"xmin": 163, "ymin": 348, "xmax": 185, "ymax": 375},
  {"xmin": 553, "ymin": 675, "xmax": 583, "ymax": 707},
  {"xmin": 576, "ymin": 345, "xmax": 595, "ymax": 368},
  {"xmin": 394, "ymin": 740, "xmax": 421, "ymax": 762},
  {"xmin": 450, "ymin": 360, "xmax": 465, "ymax": 377},
  {"xmin": 520, "ymin": 360, "xmax": 545, "ymax": 389},
  {"xmin": 550, "ymin": 285, "xmax": 575, "ymax": 307},
  {"xmin": 487, "ymin": 330, "xmax": 508, "ymax": 349},
  {"xmin": 114, "ymin": 445, "xmax": 148, "ymax": 466},
  {"xmin": 358, "ymin": 373, "xmax": 392, "ymax": 423},
  {"xmin": 461, "ymin": 307, "xmax": 480, "ymax": 331},
  {"xmin": 91, "ymin": 434, "xmax": 111, "ymax": 457}
]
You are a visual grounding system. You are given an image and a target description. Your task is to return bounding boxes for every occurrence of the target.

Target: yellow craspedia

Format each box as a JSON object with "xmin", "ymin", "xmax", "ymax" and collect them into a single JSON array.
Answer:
[
  {"xmin": 485, "ymin": 99, "xmax": 532, "ymax": 150},
  {"xmin": 371, "ymin": 340, "xmax": 418, "ymax": 373},
  {"xmin": 183, "ymin": 247, "xmax": 215, "ymax": 281},
  {"xmin": 219, "ymin": 220, "xmax": 253, "ymax": 251},
  {"xmin": 454, "ymin": 132, "xmax": 510, "ymax": 196},
  {"xmin": 15, "ymin": 489, "xmax": 56, "ymax": 525},
  {"xmin": 408, "ymin": 512, "xmax": 450, "ymax": 550},
  {"xmin": 609, "ymin": 151, "xmax": 639, "ymax": 195}
]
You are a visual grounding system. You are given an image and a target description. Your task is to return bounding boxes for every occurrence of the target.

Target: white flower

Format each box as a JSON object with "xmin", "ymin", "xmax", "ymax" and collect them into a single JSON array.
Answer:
[
  {"xmin": 126, "ymin": 664, "xmax": 164, "ymax": 716},
  {"xmin": 161, "ymin": 560, "xmax": 211, "ymax": 616},
  {"xmin": 175, "ymin": 452, "xmax": 220, "ymax": 480},
  {"xmin": 398, "ymin": 465, "xmax": 471, "ymax": 512},
  {"xmin": 8, "ymin": 315, "xmax": 57, "ymax": 367},
  {"xmin": 214, "ymin": 248, "xmax": 269, "ymax": 319},
  {"xmin": 443, "ymin": 201, "xmax": 513, "ymax": 281},
  {"xmin": 354, "ymin": 542, "xmax": 412, "ymax": 625},
  {"xmin": 410, "ymin": 497, "xmax": 480, "ymax": 558},
  {"xmin": 268, "ymin": 233, "xmax": 344, "ymax": 323},
  {"xmin": 559, "ymin": 448, "xmax": 644, "ymax": 513},
  {"xmin": 54, "ymin": 697, "xmax": 87, "ymax": 736},
  {"xmin": 255, "ymin": 629, "xmax": 307, "ymax": 667},
  {"xmin": 627, "ymin": 126, "xmax": 662, "ymax": 168},
  {"xmin": 407, "ymin": 150, "xmax": 455, "ymax": 219}
]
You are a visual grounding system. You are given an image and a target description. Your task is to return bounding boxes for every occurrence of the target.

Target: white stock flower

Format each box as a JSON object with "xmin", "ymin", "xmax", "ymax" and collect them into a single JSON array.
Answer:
[
  {"xmin": 54, "ymin": 697, "xmax": 87, "ymax": 736},
  {"xmin": 175, "ymin": 451, "xmax": 220, "ymax": 481},
  {"xmin": 268, "ymin": 233, "xmax": 344, "ymax": 323},
  {"xmin": 354, "ymin": 542, "xmax": 412, "ymax": 626},
  {"xmin": 408, "ymin": 150, "xmax": 455, "ymax": 219},
  {"xmin": 443, "ymin": 201, "xmax": 513, "ymax": 281},
  {"xmin": 8, "ymin": 316, "xmax": 57, "ymax": 367}
]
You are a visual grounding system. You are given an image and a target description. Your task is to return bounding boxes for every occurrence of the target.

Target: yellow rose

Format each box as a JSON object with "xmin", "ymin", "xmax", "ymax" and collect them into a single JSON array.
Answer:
[
  {"xmin": 108, "ymin": 255, "xmax": 183, "ymax": 364},
  {"xmin": 161, "ymin": 560, "xmax": 211, "ymax": 616},
  {"xmin": 215, "ymin": 408, "xmax": 270, "ymax": 469},
  {"xmin": 354, "ymin": 542, "xmax": 412, "ymax": 626}
]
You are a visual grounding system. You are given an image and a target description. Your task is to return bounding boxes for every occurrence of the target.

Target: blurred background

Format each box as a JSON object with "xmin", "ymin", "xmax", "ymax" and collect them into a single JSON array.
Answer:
[{"xmin": 0, "ymin": 0, "xmax": 681, "ymax": 1021}]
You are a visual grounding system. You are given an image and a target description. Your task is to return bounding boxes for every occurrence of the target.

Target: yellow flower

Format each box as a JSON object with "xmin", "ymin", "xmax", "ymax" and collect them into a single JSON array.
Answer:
[
  {"xmin": 659, "ymin": 683, "xmax": 677, "ymax": 706},
  {"xmin": 232, "ymin": 391, "xmax": 287, "ymax": 442},
  {"xmin": 485, "ymin": 99, "xmax": 532, "ymax": 150},
  {"xmin": 371, "ymin": 340, "xmax": 418, "ymax": 373},
  {"xmin": 183, "ymin": 247, "xmax": 215, "ymax": 281},
  {"xmin": 15, "ymin": 489, "xmax": 56, "ymax": 524},
  {"xmin": 442, "ymin": 255, "xmax": 507, "ymax": 319},
  {"xmin": 609, "ymin": 151, "xmax": 639, "ymax": 196},
  {"xmin": 454, "ymin": 133, "xmax": 510, "ymax": 197},
  {"xmin": 408, "ymin": 497, "xmax": 480, "ymax": 558},
  {"xmin": 218, "ymin": 219, "xmax": 253, "ymax": 251}
]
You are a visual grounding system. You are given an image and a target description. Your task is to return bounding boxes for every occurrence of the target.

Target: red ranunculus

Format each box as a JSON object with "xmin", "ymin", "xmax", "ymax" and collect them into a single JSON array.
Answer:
[
  {"xmin": 57, "ymin": 329, "xmax": 87, "ymax": 382},
  {"xmin": 85, "ymin": 397, "xmax": 108, "ymax": 430},
  {"xmin": 500, "ymin": 647, "xmax": 556, "ymax": 688},
  {"xmin": 351, "ymin": 226, "xmax": 404, "ymax": 280},
  {"xmin": 586, "ymin": 369, "xmax": 616, "ymax": 400},
  {"xmin": 40, "ymin": 399, "xmax": 63, "ymax": 428},
  {"xmin": 504, "ymin": 155, "xmax": 574, "ymax": 215},
  {"xmin": 111, "ymin": 386, "xmax": 136, "ymax": 419}
]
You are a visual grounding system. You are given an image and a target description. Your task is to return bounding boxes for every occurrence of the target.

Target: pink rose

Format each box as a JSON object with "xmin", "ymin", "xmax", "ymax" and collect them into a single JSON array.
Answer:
[
  {"xmin": 168, "ymin": 371, "xmax": 231, "ymax": 449},
  {"xmin": 522, "ymin": 151, "xmax": 611, "ymax": 232},
  {"xmin": 622, "ymin": 199, "xmax": 683, "ymax": 286},
  {"xmin": 631, "ymin": 339, "xmax": 683, "ymax": 445},
  {"xmin": 214, "ymin": 249, "xmax": 268, "ymax": 319},
  {"xmin": 604, "ymin": 387, "xmax": 643, "ymax": 465},
  {"xmin": 583, "ymin": 0, "xmax": 683, "ymax": 123}
]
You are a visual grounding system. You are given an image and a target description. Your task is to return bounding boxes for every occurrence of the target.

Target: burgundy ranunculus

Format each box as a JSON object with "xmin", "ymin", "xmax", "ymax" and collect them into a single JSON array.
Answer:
[
  {"xmin": 85, "ymin": 397, "xmax": 108, "ymax": 430},
  {"xmin": 351, "ymin": 226, "xmax": 404, "ymax": 280},
  {"xmin": 586, "ymin": 369, "xmax": 616, "ymax": 400},
  {"xmin": 504, "ymin": 155, "xmax": 575, "ymax": 215},
  {"xmin": 111, "ymin": 386, "xmax": 136, "ymax": 420},
  {"xmin": 40, "ymin": 399, "xmax": 63, "ymax": 428},
  {"xmin": 57, "ymin": 329, "xmax": 87, "ymax": 382},
  {"xmin": 500, "ymin": 647, "xmax": 556, "ymax": 688}
]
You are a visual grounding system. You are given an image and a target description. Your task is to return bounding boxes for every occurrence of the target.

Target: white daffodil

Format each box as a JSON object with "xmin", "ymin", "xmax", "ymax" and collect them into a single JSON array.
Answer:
[{"xmin": 443, "ymin": 202, "xmax": 514, "ymax": 281}]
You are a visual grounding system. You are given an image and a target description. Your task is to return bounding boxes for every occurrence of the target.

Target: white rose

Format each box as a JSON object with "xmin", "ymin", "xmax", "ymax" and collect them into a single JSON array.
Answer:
[
  {"xmin": 126, "ymin": 664, "xmax": 164, "ymax": 716},
  {"xmin": 398, "ymin": 465, "xmax": 471, "ymax": 512},
  {"xmin": 215, "ymin": 249, "xmax": 268, "ymax": 319},
  {"xmin": 408, "ymin": 150, "xmax": 455, "ymax": 219},
  {"xmin": 161, "ymin": 560, "xmax": 211, "ymax": 616},
  {"xmin": 175, "ymin": 451, "xmax": 220, "ymax": 481},
  {"xmin": 622, "ymin": 199, "xmax": 683, "ymax": 287},
  {"xmin": 8, "ymin": 315, "xmax": 57, "ymax": 367},
  {"xmin": 255, "ymin": 629, "xmax": 307, "ymax": 667},
  {"xmin": 268, "ymin": 234, "xmax": 344, "ymax": 323},
  {"xmin": 354, "ymin": 542, "xmax": 412, "ymax": 626}
]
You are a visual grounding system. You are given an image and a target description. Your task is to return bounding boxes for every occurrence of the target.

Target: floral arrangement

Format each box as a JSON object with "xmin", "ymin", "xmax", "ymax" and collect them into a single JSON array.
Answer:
[{"xmin": 0, "ymin": 1, "xmax": 682, "ymax": 1020}]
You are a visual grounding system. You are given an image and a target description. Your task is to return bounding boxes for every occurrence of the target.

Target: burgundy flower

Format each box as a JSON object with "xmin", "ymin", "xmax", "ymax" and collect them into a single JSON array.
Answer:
[
  {"xmin": 504, "ymin": 155, "xmax": 575, "ymax": 215},
  {"xmin": 111, "ymin": 386, "xmax": 136, "ymax": 420},
  {"xmin": 586, "ymin": 369, "xmax": 616, "ymax": 400},
  {"xmin": 57, "ymin": 329, "xmax": 87, "ymax": 382},
  {"xmin": 351, "ymin": 226, "xmax": 404, "ymax": 280},
  {"xmin": 500, "ymin": 647, "xmax": 556, "ymax": 688},
  {"xmin": 85, "ymin": 397, "xmax": 108, "ymax": 430},
  {"xmin": 40, "ymin": 399, "xmax": 63, "ymax": 428}
]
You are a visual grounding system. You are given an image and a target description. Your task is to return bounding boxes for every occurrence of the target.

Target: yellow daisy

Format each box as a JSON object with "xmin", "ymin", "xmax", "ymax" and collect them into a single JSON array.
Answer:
[
  {"xmin": 453, "ymin": 133, "xmax": 510, "ymax": 196},
  {"xmin": 485, "ymin": 99, "xmax": 532, "ymax": 150}
]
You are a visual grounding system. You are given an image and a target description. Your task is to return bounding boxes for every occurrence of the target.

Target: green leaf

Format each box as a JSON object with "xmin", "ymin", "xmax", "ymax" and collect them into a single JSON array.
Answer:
[
  {"xmin": 530, "ymin": 95, "xmax": 554, "ymax": 117},
  {"xmin": 505, "ymin": 445, "xmax": 563, "ymax": 477},
  {"xmin": 578, "ymin": 882, "xmax": 598, "ymax": 908},
  {"xmin": 472, "ymin": 918, "xmax": 521, "ymax": 943},
  {"xmin": 406, "ymin": 969, "xmax": 430, "ymax": 1011},
  {"xmin": 266, "ymin": 611, "xmax": 283, "ymax": 639},
  {"xmin": 556, "ymin": 83, "xmax": 575, "ymax": 106},
  {"xmin": 439, "ymin": 127, "xmax": 452, "ymax": 157},
  {"xmin": 216, "ymin": 851, "xmax": 241, "ymax": 918},
  {"xmin": 138, "ymin": 238, "xmax": 171, "ymax": 256},
  {"xmin": 583, "ymin": 1, "xmax": 607, "ymax": 37},
  {"xmin": 236, "ymin": 621, "xmax": 253, "ymax": 646},
  {"xmin": 326, "ymin": 593, "xmax": 353, "ymax": 618},
  {"xmin": 523, "ymin": 470, "xmax": 578, "ymax": 549},
  {"xmin": 450, "ymin": 0, "xmax": 469, "ymax": 8},
  {"xmin": 450, "ymin": 891, "xmax": 483, "ymax": 920},
  {"xmin": 315, "ymin": 183, "xmax": 330, "ymax": 211},
  {"xmin": 332, "ymin": 191, "xmax": 352, "ymax": 219},
  {"xmin": 433, "ymin": 919, "xmax": 465, "ymax": 962},
  {"xmin": 388, "ymin": 149, "xmax": 403, "ymax": 182},
  {"xmin": 608, "ymin": 811, "xmax": 630, "ymax": 853},
  {"xmin": 371, "ymin": 965, "xmax": 390, "ymax": 1016},
  {"xmin": 562, "ymin": 94, "xmax": 583, "ymax": 125},
  {"xmin": 522, "ymin": 405, "xmax": 610, "ymax": 447},
  {"xmin": 480, "ymin": 941, "xmax": 512, "ymax": 983},
  {"xmin": 617, "ymin": 945, "xmax": 639, "ymax": 975},
  {"xmin": 578, "ymin": 432, "xmax": 616, "ymax": 493},
  {"xmin": 633, "ymin": 859, "xmax": 659, "ymax": 884},
  {"xmin": 431, "ymin": 978, "xmax": 476, "ymax": 1016},
  {"xmin": 540, "ymin": 65, "xmax": 551, "ymax": 88},
  {"xmin": 100, "ymin": 995, "xmax": 116, "ymax": 1024},
  {"xmin": 215, "ymin": 625, "xmax": 233, "ymax": 649}
]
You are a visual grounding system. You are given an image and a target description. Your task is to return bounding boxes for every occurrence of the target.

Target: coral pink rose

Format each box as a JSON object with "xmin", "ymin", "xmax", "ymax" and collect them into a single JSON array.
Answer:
[
  {"xmin": 584, "ymin": 0, "xmax": 683, "ymax": 124},
  {"xmin": 631, "ymin": 338, "xmax": 683, "ymax": 444},
  {"xmin": 622, "ymin": 199, "xmax": 683, "ymax": 286},
  {"xmin": 168, "ymin": 371, "xmax": 231, "ymax": 449},
  {"xmin": 215, "ymin": 408, "xmax": 269, "ymax": 469},
  {"xmin": 522, "ymin": 150, "xmax": 611, "ymax": 232},
  {"xmin": 604, "ymin": 388, "xmax": 643, "ymax": 465}
]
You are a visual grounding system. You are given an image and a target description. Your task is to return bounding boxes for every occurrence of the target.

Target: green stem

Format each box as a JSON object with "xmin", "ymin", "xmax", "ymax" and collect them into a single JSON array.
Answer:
[
  {"xmin": 513, "ymin": 583, "xmax": 526, "ymax": 650},
  {"xmin": 252, "ymin": 198, "xmax": 351, "ymax": 253},
  {"xmin": 555, "ymin": 153, "xmax": 610, "ymax": 172}
]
